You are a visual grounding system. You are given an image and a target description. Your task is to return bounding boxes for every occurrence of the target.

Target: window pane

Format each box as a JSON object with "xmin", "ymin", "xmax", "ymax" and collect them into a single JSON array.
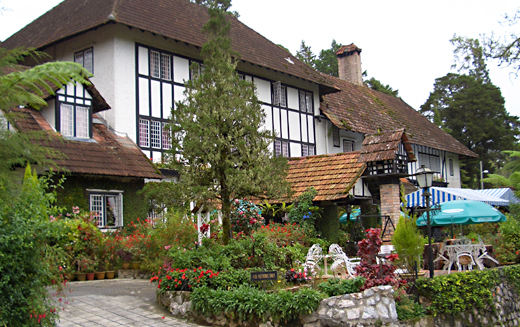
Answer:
[
  {"xmin": 90, "ymin": 194, "xmax": 104, "ymax": 227},
  {"xmin": 306, "ymin": 92, "xmax": 313, "ymax": 113},
  {"xmin": 299, "ymin": 91, "xmax": 306, "ymax": 112},
  {"xmin": 150, "ymin": 51, "xmax": 160, "ymax": 78},
  {"xmin": 308, "ymin": 146, "xmax": 315, "ymax": 156},
  {"xmin": 161, "ymin": 54, "xmax": 171, "ymax": 80},
  {"xmin": 76, "ymin": 106, "xmax": 89, "ymax": 138},
  {"xmin": 139, "ymin": 119, "xmax": 150, "ymax": 147},
  {"xmin": 105, "ymin": 196, "xmax": 117, "ymax": 227},
  {"xmin": 60, "ymin": 104, "xmax": 74, "ymax": 137},
  {"xmin": 74, "ymin": 53, "xmax": 84, "ymax": 67},
  {"xmin": 162, "ymin": 122, "xmax": 171, "ymax": 149},
  {"xmin": 282, "ymin": 141, "xmax": 289, "ymax": 157},
  {"xmin": 332, "ymin": 127, "xmax": 340, "ymax": 147},
  {"xmin": 343, "ymin": 139, "xmax": 353, "ymax": 152},
  {"xmin": 150, "ymin": 120, "xmax": 161, "ymax": 149},
  {"xmin": 302, "ymin": 144, "xmax": 308, "ymax": 156},
  {"xmin": 274, "ymin": 140, "xmax": 281, "ymax": 156},
  {"xmin": 280, "ymin": 86, "xmax": 287, "ymax": 107},
  {"xmin": 83, "ymin": 48, "xmax": 93, "ymax": 73}
]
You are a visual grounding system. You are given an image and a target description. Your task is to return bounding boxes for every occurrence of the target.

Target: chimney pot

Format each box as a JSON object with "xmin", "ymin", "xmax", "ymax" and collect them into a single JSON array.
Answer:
[{"xmin": 336, "ymin": 43, "xmax": 363, "ymax": 85}]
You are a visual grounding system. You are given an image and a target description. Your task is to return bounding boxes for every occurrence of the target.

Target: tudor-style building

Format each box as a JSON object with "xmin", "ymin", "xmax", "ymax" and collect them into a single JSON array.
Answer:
[{"xmin": 2, "ymin": 0, "xmax": 477, "ymax": 233}]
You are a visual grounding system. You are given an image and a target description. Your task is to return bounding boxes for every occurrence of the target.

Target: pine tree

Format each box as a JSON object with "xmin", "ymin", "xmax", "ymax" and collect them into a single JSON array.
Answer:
[{"xmin": 166, "ymin": 0, "xmax": 290, "ymax": 244}]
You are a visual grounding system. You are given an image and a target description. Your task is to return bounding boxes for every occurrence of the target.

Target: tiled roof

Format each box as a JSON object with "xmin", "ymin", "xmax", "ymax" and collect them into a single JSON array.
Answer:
[
  {"xmin": 320, "ymin": 75, "xmax": 477, "ymax": 158},
  {"xmin": 286, "ymin": 152, "xmax": 365, "ymax": 202},
  {"xmin": 360, "ymin": 129, "xmax": 416, "ymax": 163},
  {"xmin": 10, "ymin": 107, "xmax": 162, "ymax": 179},
  {"xmin": 336, "ymin": 44, "xmax": 362, "ymax": 56},
  {"xmin": 2, "ymin": 0, "xmax": 337, "ymax": 94}
]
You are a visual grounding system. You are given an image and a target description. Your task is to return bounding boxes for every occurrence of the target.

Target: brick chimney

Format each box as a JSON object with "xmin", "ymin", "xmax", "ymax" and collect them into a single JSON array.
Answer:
[{"xmin": 336, "ymin": 43, "xmax": 363, "ymax": 85}]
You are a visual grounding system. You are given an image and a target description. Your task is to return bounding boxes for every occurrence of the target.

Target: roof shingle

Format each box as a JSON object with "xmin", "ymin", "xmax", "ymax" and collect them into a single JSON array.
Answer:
[
  {"xmin": 2, "ymin": 0, "xmax": 337, "ymax": 93},
  {"xmin": 286, "ymin": 152, "xmax": 365, "ymax": 202},
  {"xmin": 321, "ymin": 75, "xmax": 477, "ymax": 158}
]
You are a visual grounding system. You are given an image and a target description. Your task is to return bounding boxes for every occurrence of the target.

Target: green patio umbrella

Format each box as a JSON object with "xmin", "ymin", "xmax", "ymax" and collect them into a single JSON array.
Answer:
[
  {"xmin": 339, "ymin": 209, "xmax": 361, "ymax": 224},
  {"xmin": 416, "ymin": 200, "xmax": 507, "ymax": 227}
]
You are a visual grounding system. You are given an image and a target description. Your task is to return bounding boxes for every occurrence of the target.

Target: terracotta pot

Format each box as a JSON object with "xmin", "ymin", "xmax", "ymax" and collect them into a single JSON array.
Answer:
[
  {"xmin": 76, "ymin": 273, "xmax": 87, "ymax": 281},
  {"xmin": 66, "ymin": 273, "xmax": 75, "ymax": 281},
  {"xmin": 131, "ymin": 262, "xmax": 141, "ymax": 270},
  {"xmin": 95, "ymin": 272, "xmax": 106, "ymax": 280},
  {"xmin": 86, "ymin": 272, "xmax": 95, "ymax": 280},
  {"xmin": 105, "ymin": 271, "xmax": 116, "ymax": 279},
  {"xmin": 122, "ymin": 262, "xmax": 130, "ymax": 269}
]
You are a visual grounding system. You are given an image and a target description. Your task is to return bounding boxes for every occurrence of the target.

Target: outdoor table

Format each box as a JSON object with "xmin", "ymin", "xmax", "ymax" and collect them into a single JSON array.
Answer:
[{"xmin": 434, "ymin": 242, "xmax": 497, "ymax": 273}]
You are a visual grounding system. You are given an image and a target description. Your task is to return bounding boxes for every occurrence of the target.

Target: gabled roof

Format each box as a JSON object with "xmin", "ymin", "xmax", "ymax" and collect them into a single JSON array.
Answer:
[
  {"xmin": 2, "ymin": 0, "xmax": 337, "ymax": 94},
  {"xmin": 9, "ymin": 107, "xmax": 162, "ymax": 179},
  {"xmin": 360, "ymin": 129, "xmax": 416, "ymax": 163},
  {"xmin": 286, "ymin": 152, "xmax": 365, "ymax": 202},
  {"xmin": 320, "ymin": 75, "xmax": 477, "ymax": 158}
]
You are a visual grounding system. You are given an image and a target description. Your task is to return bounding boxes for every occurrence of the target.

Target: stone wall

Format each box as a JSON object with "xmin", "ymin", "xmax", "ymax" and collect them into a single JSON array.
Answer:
[{"xmin": 301, "ymin": 285, "xmax": 398, "ymax": 327}]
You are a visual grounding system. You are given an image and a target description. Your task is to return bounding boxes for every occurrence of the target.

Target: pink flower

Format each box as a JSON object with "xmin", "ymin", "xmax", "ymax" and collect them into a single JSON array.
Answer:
[
  {"xmin": 234, "ymin": 199, "xmax": 239, "ymax": 203},
  {"xmin": 72, "ymin": 206, "xmax": 80, "ymax": 214},
  {"xmin": 164, "ymin": 245, "xmax": 171, "ymax": 250}
]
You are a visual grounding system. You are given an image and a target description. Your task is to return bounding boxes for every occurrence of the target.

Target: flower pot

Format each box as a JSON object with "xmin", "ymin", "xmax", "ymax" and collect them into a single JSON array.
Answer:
[
  {"xmin": 105, "ymin": 271, "xmax": 116, "ymax": 279},
  {"xmin": 66, "ymin": 273, "xmax": 75, "ymax": 281},
  {"xmin": 76, "ymin": 273, "xmax": 87, "ymax": 281},
  {"xmin": 95, "ymin": 272, "xmax": 106, "ymax": 280},
  {"xmin": 122, "ymin": 262, "xmax": 131, "ymax": 269},
  {"xmin": 131, "ymin": 262, "xmax": 141, "ymax": 270},
  {"xmin": 86, "ymin": 272, "xmax": 95, "ymax": 280}
]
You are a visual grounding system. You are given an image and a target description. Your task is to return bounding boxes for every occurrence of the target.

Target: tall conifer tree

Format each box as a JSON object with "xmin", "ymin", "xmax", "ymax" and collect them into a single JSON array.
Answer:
[{"xmin": 167, "ymin": 0, "xmax": 290, "ymax": 244}]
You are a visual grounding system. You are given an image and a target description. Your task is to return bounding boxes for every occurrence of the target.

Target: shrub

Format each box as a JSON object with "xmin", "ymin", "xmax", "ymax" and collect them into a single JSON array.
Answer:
[
  {"xmin": 230, "ymin": 199, "xmax": 264, "ymax": 236},
  {"xmin": 416, "ymin": 269, "xmax": 498, "ymax": 315},
  {"xmin": 356, "ymin": 228, "xmax": 400, "ymax": 290},
  {"xmin": 287, "ymin": 187, "xmax": 320, "ymax": 236},
  {"xmin": 391, "ymin": 213, "xmax": 426, "ymax": 273},
  {"xmin": 0, "ymin": 166, "xmax": 67, "ymax": 326},
  {"xmin": 317, "ymin": 277, "xmax": 365, "ymax": 297},
  {"xmin": 190, "ymin": 285, "xmax": 325, "ymax": 324},
  {"xmin": 394, "ymin": 288, "xmax": 427, "ymax": 320}
]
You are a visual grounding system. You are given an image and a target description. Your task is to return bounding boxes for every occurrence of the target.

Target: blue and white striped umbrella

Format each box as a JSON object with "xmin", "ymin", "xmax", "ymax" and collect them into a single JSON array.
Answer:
[{"xmin": 405, "ymin": 187, "xmax": 509, "ymax": 207}]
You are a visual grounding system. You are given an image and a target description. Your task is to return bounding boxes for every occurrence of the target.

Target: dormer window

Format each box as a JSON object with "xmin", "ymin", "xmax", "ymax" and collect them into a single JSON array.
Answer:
[{"xmin": 56, "ymin": 84, "xmax": 92, "ymax": 139}]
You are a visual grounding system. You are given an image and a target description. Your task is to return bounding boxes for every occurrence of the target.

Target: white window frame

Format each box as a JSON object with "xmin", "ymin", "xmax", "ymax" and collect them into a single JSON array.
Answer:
[
  {"xmin": 343, "ymin": 139, "xmax": 354, "ymax": 152},
  {"xmin": 59, "ymin": 103, "xmax": 90, "ymax": 138},
  {"xmin": 88, "ymin": 190, "xmax": 124, "ymax": 228},
  {"xmin": 332, "ymin": 126, "xmax": 340, "ymax": 147},
  {"xmin": 150, "ymin": 50, "xmax": 161, "ymax": 78}
]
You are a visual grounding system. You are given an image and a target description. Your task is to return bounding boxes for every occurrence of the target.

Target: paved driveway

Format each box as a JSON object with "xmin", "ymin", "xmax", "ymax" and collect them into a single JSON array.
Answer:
[{"xmin": 56, "ymin": 279, "xmax": 203, "ymax": 327}]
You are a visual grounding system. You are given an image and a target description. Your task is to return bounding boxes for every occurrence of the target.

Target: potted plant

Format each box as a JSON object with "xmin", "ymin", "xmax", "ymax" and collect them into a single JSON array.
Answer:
[
  {"xmin": 117, "ymin": 249, "xmax": 133, "ymax": 269},
  {"xmin": 74, "ymin": 256, "xmax": 87, "ymax": 281}
]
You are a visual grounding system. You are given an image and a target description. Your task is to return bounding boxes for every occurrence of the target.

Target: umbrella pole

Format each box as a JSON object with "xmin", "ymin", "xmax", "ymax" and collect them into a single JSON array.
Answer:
[{"xmin": 451, "ymin": 224, "xmax": 455, "ymax": 239}]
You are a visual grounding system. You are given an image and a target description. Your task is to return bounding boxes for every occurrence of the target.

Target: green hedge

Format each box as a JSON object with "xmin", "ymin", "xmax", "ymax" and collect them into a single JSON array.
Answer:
[{"xmin": 416, "ymin": 265, "xmax": 520, "ymax": 316}]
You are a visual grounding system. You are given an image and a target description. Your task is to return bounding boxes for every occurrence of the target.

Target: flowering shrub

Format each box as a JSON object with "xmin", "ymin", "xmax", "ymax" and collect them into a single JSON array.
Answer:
[
  {"xmin": 355, "ymin": 228, "xmax": 401, "ymax": 290},
  {"xmin": 256, "ymin": 222, "xmax": 307, "ymax": 247},
  {"xmin": 151, "ymin": 267, "xmax": 220, "ymax": 293},
  {"xmin": 230, "ymin": 199, "xmax": 264, "ymax": 235},
  {"xmin": 285, "ymin": 267, "xmax": 310, "ymax": 284}
]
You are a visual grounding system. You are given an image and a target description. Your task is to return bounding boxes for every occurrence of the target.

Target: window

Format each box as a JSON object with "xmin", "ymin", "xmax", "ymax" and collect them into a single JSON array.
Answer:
[
  {"xmin": 190, "ymin": 63, "xmax": 204, "ymax": 80},
  {"xmin": 150, "ymin": 50, "xmax": 161, "ymax": 78},
  {"xmin": 273, "ymin": 82, "xmax": 286, "ymax": 107},
  {"xmin": 449, "ymin": 158, "xmax": 454, "ymax": 176},
  {"xmin": 343, "ymin": 139, "xmax": 354, "ymax": 152},
  {"xmin": 151, "ymin": 120, "xmax": 161, "ymax": 149},
  {"xmin": 418, "ymin": 152, "xmax": 441, "ymax": 172},
  {"xmin": 332, "ymin": 126, "xmax": 340, "ymax": 147},
  {"xmin": 89, "ymin": 192, "xmax": 123, "ymax": 228},
  {"xmin": 301, "ymin": 144, "xmax": 315, "ymax": 157},
  {"xmin": 161, "ymin": 53, "xmax": 172, "ymax": 80},
  {"xmin": 162, "ymin": 122, "xmax": 171, "ymax": 149},
  {"xmin": 139, "ymin": 119, "xmax": 150, "ymax": 147},
  {"xmin": 274, "ymin": 140, "xmax": 289, "ymax": 157},
  {"xmin": 74, "ymin": 48, "xmax": 93, "ymax": 73},
  {"xmin": 59, "ymin": 104, "xmax": 90, "ymax": 138},
  {"xmin": 308, "ymin": 146, "xmax": 315, "ymax": 156}
]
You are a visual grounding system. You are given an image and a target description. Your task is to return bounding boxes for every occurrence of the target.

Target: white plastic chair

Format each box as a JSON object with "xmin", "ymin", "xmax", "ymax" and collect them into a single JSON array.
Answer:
[
  {"xmin": 456, "ymin": 252, "xmax": 476, "ymax": 272},
  {"xmin": 328, "ymin": 244, "xmax": 360, "ymax": 278},
  {"xmin": 303, "ymin": 244, "xmax": 323, "ymax": 276}
]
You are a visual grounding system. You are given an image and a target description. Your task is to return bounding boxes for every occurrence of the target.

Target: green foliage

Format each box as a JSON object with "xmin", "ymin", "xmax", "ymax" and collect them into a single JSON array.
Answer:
[
  {"xmin": 0, "ymin": 165, "xmax": 66, "ymax": 326},
  {"xmin": 190, "ymin": 285, "xmax": 325, "ymax": 324},
  {"xmin": 391, "ymin": 213, "xmax": 426, "ymax": 272},
  {"xmin": 420, "ymin": 72, "xmax": 520, "ymax": 188},
  {"xmin": 164, "ymin": 0, "xmax": 290, "ymax": 245},
  {"xmin": 317, "ymin": 277, "xmax": 365, "ymax": 297},
  {"xmin": 315, "ymin": 40, "xmax": 342, "ymax": 77},
  {"xmin": 416, "ymin": 269, "xmax": 498, "ymax": 316},
  {"xmin": 394, "ymin": 288, "xmax": 427, "ymax": 321},
  {"xmin": 364, "ymin": 77, "xmax": 399, "ymax": 97},
  {"xmin": 288, "ymin": 187, "xmax": 320, "ymax": 236},
  {"xmin": 0, "ymin": 47, "xmax": 91, "ymax": 111},
  {"xmin": 295, "ymin": 40, "xmax": 316, "ymax": 68},
  {"xmin": 503, "ymin": 264, "xmax": 520, "ymax": 291}
]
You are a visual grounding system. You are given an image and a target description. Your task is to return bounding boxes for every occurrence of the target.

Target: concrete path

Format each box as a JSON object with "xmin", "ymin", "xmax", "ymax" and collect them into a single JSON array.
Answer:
[{"xmin": 56, "ymin": 279, "xmax": 203, "ymax": 327}]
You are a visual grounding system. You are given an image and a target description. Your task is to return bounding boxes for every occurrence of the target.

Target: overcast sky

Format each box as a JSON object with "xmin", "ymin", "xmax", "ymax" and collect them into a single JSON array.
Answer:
[{"xmin": 1, "ymin": 0, "xmax": 519, "ymax": 117}]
